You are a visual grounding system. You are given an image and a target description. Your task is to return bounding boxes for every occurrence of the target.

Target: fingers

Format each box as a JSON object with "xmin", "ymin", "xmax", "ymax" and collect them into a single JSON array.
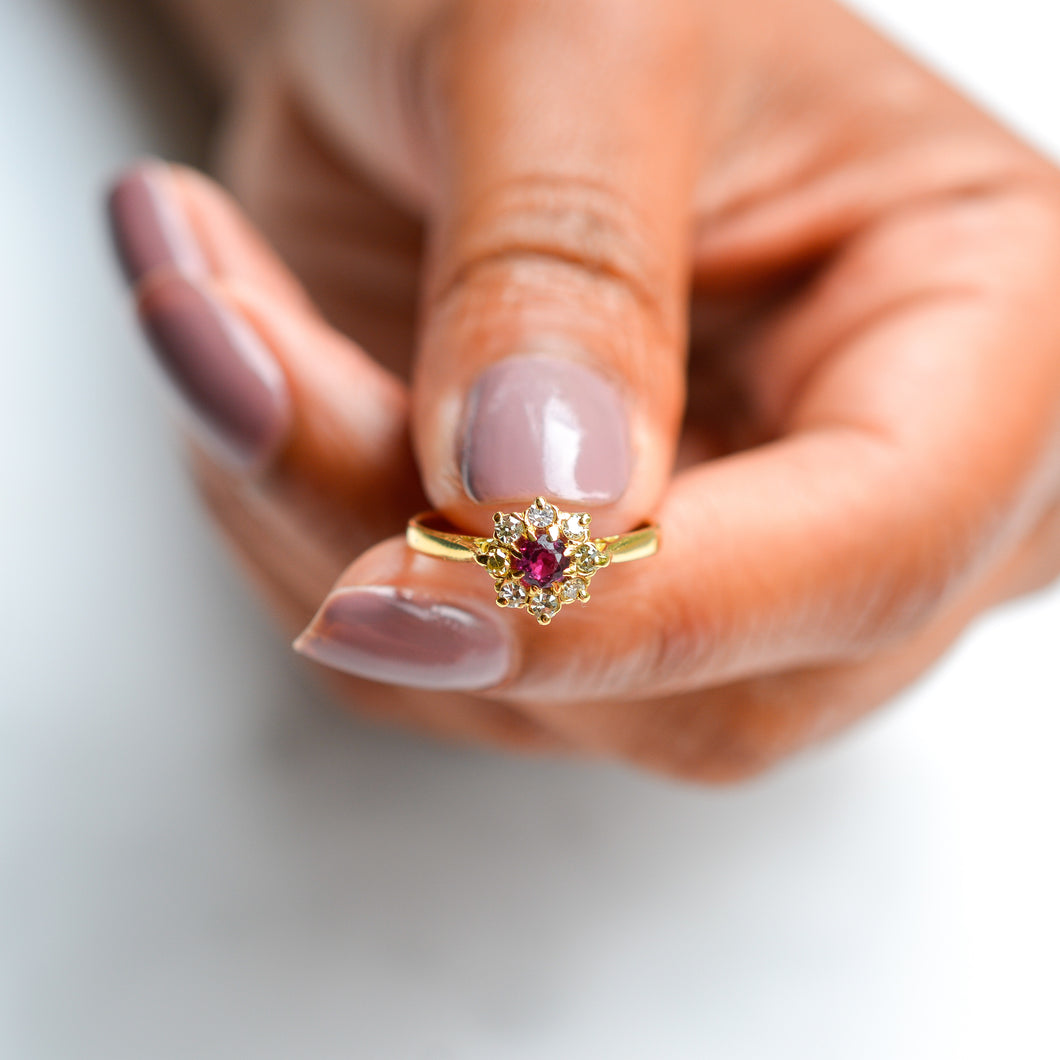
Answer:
[
  {"xmin": 289, "ymin": 408, "xmax": 992, "ymax": 703},
  {"xmin": 529, "ymin": 491, "xmax": 1060, "ymax": 784},
  {"xmin": 108, "ymin": 162, "xmax": 421, "ymax": 547},
  {"xmin": 197, "ymin": 470, "xmax": 568, "ymax": 753},
  {"xmin": 293, "ymin": 415, "xmax": 1060, "ymax": 779},
  {"xmin": 109, "ymin": 164, "xmax": 578, "ymax": 750},
  {"xmin": 407, "ymin": 0, "xmax": 708, "ymax": 534},
  {"xmin": 295, "ymin": 191, "xmax": 1060, "ymax": 702},
  {"xmin": 296, "ymin": 433, "xmax": 901, "ymax": 701}
]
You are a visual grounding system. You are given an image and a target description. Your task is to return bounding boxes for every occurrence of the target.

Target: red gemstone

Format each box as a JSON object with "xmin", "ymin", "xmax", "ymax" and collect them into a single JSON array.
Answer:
[{"xmin": 511, "ymin": 533, "xmax": 570, "ymax": 588}]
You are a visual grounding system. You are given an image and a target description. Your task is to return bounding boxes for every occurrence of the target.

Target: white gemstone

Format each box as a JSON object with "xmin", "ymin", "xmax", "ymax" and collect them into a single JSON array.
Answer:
[
  {"xmin": 559, "ymin": 577, "xmax": 587, "ymax": 602},
  {"xmin": 527, "ymin": 590, "xmax": 560, "ymax": 618},
  {"xmin": 497, "ymin": 582, "xmax": 528, "ymax": 607},
  {"xmin": 525, "ymin": 501, "xmax": 557, "ymax": 529},
  {"xmin": 562, "ymin": 513, "xmax": 590, "ymax": 542},
  {"xmin": 494, "ymin": 513, "xmax": 525, "ymax": 546},
  {"xmin": 573, "ymin": 542, "xmax": 602, "ymax": 573}
]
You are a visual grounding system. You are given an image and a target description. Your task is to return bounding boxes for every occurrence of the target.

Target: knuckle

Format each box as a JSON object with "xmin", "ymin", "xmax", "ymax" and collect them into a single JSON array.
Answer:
[
  {"xmin": 617, "ymin": 676, "xmax": 858, "ymax": 785},
  {"xmin": 429, "ymin": 175, "xmax": 676, "ymax": 334},
  {"xmin": 668, "ymin": 743, "xmax": 780, "ymax": 786},
  {"xmin": 485, "ymin": 708, "xmax": 568, "ymax": 753},
  {"xmin": 642, "ymin": 721, "xmax": 783, "ymax": 786},
  {"xmin": 616, "ymin": 693, "xmax": 794, "ymax": 787},
  {"xmin": 679, "ymin": 709, "xmax": 795, "ymax": 784}
]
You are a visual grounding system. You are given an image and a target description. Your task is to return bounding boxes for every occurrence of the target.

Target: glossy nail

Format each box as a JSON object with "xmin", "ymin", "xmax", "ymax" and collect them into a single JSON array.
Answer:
[
  {"xmin": 461, "ymin": 355, "xmax": 631, "ymax": 505},
  {"xmin": 293, "ymin": 586, "xmax": 510, "ymax": 691},
  {"xmin": 138, "ymin": 275, "xmax": 290, "ymax": 470},
  {"xmin": 107, "ymin": 163, "xmax": 208, "ymax": 284}
]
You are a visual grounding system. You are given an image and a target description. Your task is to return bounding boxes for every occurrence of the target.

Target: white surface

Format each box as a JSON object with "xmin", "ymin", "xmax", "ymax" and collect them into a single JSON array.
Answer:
[{"xmin": 2, "ymin": 1, "xmax": 1059, "ymax": 1057}]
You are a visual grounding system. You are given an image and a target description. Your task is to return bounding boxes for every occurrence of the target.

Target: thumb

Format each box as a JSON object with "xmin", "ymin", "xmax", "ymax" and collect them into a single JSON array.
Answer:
[{"xmin": 411, "ymin": 0, "xmax": 705, "ymax": 534}]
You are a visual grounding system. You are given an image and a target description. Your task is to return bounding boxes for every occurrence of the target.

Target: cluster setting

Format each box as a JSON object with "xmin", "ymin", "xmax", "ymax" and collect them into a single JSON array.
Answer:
[{"xmin": 476, "ymin": 497, "xmax": 610, "ymax": 624}]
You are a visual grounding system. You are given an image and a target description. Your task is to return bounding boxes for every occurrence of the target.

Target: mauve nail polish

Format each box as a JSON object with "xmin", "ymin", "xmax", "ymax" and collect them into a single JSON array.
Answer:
[
  {"xmin": 138, "ymin": 275, "xmax": 290, "ymax": 470},
  {"xmin": 293, "ymin": 586, "xmax": 510, "ymax": 691},
  {"xmin": 461, "ymin": 355, "xmax": 631, "ymax": 505},
  {"xmin": 107, "ymin": 164, "xmax": 208, "ymax": 283}
]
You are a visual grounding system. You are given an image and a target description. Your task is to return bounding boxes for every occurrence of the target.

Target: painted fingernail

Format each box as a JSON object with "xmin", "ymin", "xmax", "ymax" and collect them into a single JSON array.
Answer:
[
  {"xmin": 107, "ymin": 162, "xmax": 208, "ymax": 284},
  {"xmin": 461, "ymin": 355, "xmax": 631, "ymax": 505},
  {"xmin": 293, "ymin": 586, "xmax": 510, "ymax": 691},
  {"xmin": 138, "ymin": 274, "xmax": 290, "ymax": 470}
]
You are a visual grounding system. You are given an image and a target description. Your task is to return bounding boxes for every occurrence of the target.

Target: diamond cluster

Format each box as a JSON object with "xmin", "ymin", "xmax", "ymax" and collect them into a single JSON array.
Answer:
[{"xmin": 476, "ymin": 497, "xmax": 609, "ymax": 624}]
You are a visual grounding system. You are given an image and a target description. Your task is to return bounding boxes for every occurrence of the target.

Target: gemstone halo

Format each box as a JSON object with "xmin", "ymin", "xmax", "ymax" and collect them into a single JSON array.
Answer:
[{"xmin": 476, "ymin": 497, "xmax": 610, "ymax": 624}]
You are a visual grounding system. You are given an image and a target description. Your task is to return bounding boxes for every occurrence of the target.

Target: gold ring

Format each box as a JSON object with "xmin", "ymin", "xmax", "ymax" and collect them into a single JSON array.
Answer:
[{"xmin": 407, "ymin": 496, "xmax": 660, "ymax": 624}]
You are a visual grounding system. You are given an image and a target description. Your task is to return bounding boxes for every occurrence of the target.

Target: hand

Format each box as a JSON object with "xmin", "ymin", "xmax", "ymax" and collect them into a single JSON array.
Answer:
[{"xmin": 109, "ymin": 0, "xmax": 1060, "ymax": 781}]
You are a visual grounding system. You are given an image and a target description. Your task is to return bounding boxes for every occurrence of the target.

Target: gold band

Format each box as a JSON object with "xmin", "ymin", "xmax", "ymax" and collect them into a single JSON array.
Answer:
[
  {"xmin": 406, "ymin": 497, "xmax": 658, "ymax": 624},
  {"xmin": 406, "ymin": 513, "xmax": 660, "ymax": 564}
]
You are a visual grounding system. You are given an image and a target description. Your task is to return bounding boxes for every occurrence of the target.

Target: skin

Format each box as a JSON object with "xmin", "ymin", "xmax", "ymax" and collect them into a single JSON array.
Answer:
[{"xmin": 132, "ymin": 0, "xmax": 1060, "ymax": 781}]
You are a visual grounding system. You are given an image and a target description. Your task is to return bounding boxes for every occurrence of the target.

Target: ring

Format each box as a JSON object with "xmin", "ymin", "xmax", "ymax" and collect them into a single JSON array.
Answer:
[{"xmin": 406, "ymin": 496, "xmax": 660, "ymax": 625}]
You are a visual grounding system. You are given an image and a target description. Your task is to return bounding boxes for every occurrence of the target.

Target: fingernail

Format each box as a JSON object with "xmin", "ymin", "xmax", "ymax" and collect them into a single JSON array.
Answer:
[
  {"xmin": 138, "ymin": 274, "xmax": 290, "ymax": 470},
  {"xmin": 107, "ymin": 162, "xmax": 208, "ymax": 284},
  {"xmin": 293, "ymin": 586, "xmax": 510, "ymax": 691},
  {"xmin": 461, "ymin": 355, "xmax": 631, "ymax": 505}
]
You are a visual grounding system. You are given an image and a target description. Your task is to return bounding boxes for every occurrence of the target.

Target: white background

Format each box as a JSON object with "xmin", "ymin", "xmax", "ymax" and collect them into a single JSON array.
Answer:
[{"xmin": 2, "ymin": 1, "xmax": 1059, "ymax": 1057}]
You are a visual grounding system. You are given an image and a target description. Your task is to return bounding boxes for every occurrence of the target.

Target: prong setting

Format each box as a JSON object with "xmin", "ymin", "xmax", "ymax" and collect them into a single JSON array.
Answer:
[{"xmin": 479, "ymin": 497, "xmax": 611, "ymax": 622}]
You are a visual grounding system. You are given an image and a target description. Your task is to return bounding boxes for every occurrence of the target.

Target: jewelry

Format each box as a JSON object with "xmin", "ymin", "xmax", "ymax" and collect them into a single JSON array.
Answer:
[{"xmin": 406, "ymin": 496, "xmax": 659, "ymax": 624}]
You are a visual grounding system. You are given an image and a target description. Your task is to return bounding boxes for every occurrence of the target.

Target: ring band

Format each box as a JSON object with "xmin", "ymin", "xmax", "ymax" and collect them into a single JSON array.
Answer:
[
  {"xmin": 406, "ymin": 496, "xmax": 660, "ymax": 624},
  {"xmin": 406, "ymin": 516, "xmax": 659, "ymax": 564}
]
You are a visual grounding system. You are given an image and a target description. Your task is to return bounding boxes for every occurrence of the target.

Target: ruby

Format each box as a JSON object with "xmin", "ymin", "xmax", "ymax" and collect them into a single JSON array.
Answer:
[{"xmin": 511, "ymin": 533, "xmax": 570, "ymax": 589}]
